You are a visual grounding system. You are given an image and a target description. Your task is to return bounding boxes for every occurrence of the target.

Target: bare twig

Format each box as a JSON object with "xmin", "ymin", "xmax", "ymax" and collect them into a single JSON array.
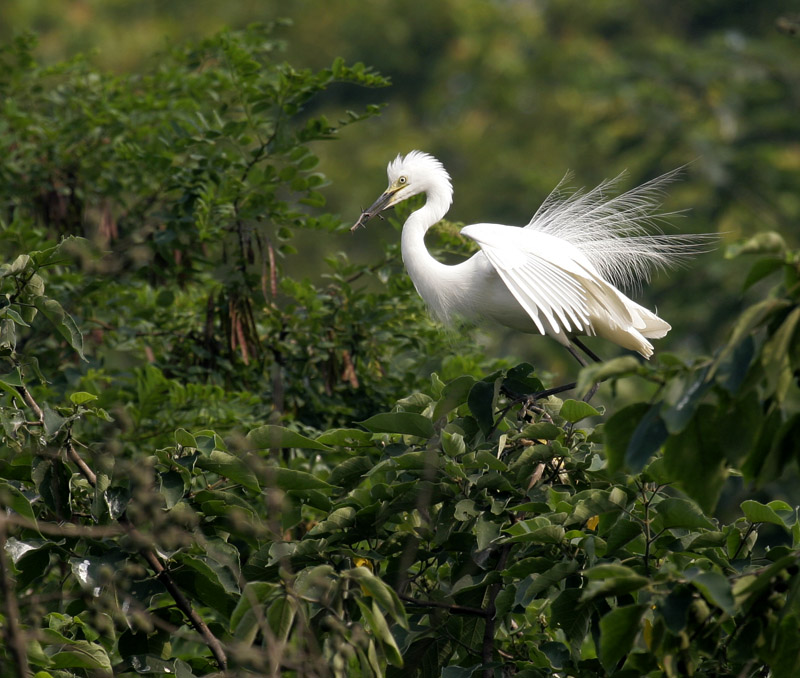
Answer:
[{"xmin": 396, "ymin": 592, "xmax": 488, "ymax": 617}]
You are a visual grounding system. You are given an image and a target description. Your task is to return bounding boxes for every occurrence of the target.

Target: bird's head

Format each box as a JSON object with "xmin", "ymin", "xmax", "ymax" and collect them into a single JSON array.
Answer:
[{"xmin": 351, "ymin": 151, "xmax": 452, "ymax": 231}]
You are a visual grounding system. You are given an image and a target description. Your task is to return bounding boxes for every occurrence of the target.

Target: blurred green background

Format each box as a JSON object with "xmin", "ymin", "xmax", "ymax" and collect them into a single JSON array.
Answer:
[{"xmin": 2, "ymin": 0, "xmax": 799, "ymax": 369}]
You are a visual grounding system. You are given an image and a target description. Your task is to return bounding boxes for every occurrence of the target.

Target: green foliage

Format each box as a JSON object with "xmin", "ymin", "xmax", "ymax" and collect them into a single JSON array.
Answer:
[{"xmin": 2, "ymin": 22, "xmax": 800, "ymax": 678}]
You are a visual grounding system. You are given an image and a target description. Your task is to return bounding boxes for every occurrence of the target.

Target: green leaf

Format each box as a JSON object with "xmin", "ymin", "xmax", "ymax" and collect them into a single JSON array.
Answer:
[
  {"xmin": 432, "ymin": 374, "xmax": 477, "ymax": 421},
  {"xmin": 576, "ymin": 355, "xmax": 642, "ymax": 395},
  {"xmin": 69, "ymin": 391, "xmax": 98, "ymax": 406},
  {"xmin": 270, "ymin": 467, "xmax": 333, "ymax": 491},
  {"xmin": 550, "ymin": 588, "xmax": 590, "ymax": 642},
  {"xmin": 0, "ymin": 480, "xmax": 37, "ymax": 525},
  {"xmin": 761, "ymin": 306, "xmax": 800, "ymax": 403},
  {"xmin": 174, "ymin": 427, "xmax": 197, "ymax": 448},
  {"xmin": 663, "ymin": 404, "xmax": 726, "ymax": 513},
  {"xmin": 32, "ymin": 296, "xmax": 86, "ymax": 361},
  {"xmin": 358, "ymin": 412, "xmax": 434, "ymax": 438},
  {"xmin": 603, "ymin": 402, "xmax": 650, "ymax": 472},
  {"xmin": 741, "ymin": 499, "xmax": 787, "ymax": 527},
  {"xmin": 599, "ymin": 604, "xmax": 645, "ymax": 672},
  {"xmin": 347, "ymin": 566, "xmax": 408, "ymax": 628},
  {"xmin": 654, "ymin": 497, "xmax": 715, "ymax": 530},
  {"xmin": 626, "ymin": 403, "xmax": 668, "ymax": 471},
  {"xmin": 267, "ymin": 596, "xmax": 297, "ymax": 642},
  {"xmin": 42, "ymin": 403, "xmax": 68, "ymax": 438},
  {"xmin": 247, "ymin": 425, "xmax": 332, "ymax": 451},
  {"xmin": 356, "ymin": 598, "xmax": 404, "ymax": 667},
  {"xmin": 690, "ymin": 571, "xmax": 735, "ymax": 615},
  {"xmin": 468, "ymin": 379, "xmax": 497, "ymax": 434},
  {"xmin": 194, "ymin": 450, "xmax": 260, "ymax": 492},
  {"xmin": 559, "ymin": 399, "xmax": 601, "ymax": 423}
]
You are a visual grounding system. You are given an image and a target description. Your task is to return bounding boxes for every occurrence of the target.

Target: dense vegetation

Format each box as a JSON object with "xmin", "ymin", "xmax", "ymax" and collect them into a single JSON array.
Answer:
[{"xmin": 1, "ymin": 8, "xmax": 800, "ymax": 678}]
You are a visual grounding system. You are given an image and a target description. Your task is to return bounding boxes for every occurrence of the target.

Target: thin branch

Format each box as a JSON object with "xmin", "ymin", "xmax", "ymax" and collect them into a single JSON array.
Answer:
[{"xmin": 396, "ymin": 592, "xmax": 488, "ymax": 617}]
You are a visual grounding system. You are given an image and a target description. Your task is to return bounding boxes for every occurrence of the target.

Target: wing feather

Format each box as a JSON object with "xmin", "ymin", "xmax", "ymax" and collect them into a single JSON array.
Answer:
[{"xmin": 462, "ymin": 223, "xmax": 596, "ymax": 336}]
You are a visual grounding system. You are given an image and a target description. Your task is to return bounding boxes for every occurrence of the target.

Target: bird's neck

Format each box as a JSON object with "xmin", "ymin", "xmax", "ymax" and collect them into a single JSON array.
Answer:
[{"xmin": 401, "ymin": 191, "xmax": 455, "ymax": 321}]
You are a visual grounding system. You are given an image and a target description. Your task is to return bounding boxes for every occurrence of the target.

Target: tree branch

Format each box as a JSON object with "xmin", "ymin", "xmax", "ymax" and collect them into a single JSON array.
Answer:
[{"xmin": 396, "ymin": 592, "xmax": 488, "ymax": 617}]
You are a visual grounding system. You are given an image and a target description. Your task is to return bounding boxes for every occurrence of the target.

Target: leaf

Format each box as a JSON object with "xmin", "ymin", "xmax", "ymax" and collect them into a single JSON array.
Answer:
[
  {"xmin": 653, "ymin": 497, "xmax": 714, "ymax": 531},
  {"xmin": 347, "ymin": 566, "xmax": 408, "ymax": 628},
  {"xmin": 690, "ymin": 571, "xmax": 735, "ymax": 615},
  {"xmin": 33, "ymin": 296, "xmax": 87, "ymax": 361},
  {"xmin": 247, "ymin": 425, "xmax": 332, "ymax": 451},
  {"xmin": 432, "ymin": 375, "xmax": 477, "ymax": 421},
  {"xmin": 663, "ymin": 404, "xmax": 726, "ymax": 513},
  {"xmin": 741, "ymin": 499, "xmax": 787, "ymax": 527},
  {"xmin": 599, "ymin": 604, "xmax": 645, "ymax": 672},
  {"xmin": 467, "ymin": 379, "xmax": 497, "ymax": 434},
  {"xmin": 576, "ymin": 355, "xmax": 642, "ymax": 395},
  {"xmin": 559, "ymin": 399, "xmax": 601, "ymax": 423},
  {"xmin": 174, "ymin": 428, "xmax": 197, "ymax": 448},
  {"xmin": 230, "ymin": 582, "xmax": 276, "ymax": 636},
  {"xmin": 270, "ymin": 467, "xmax": 333, "ymax": 491},
  {"xmin": 47, "ymin": 639, "xmax": 112, "ymax": 671},
  {"xmin": 550, "ymin": 587, "xmax": 590, "ymax": 642},
  {"xmin": 160, "ymin": 470, "xmax": 187, "ymax": 509},
  {"xmin": 326, "ymin": 455, "xmax": 373, "ymax": 489},
  {"xmin": 194, "ymin": 450, "xmax": 260, "ymax": 492},
  {"xmin": 69, "ymin": 391, "xmax": 98, "ymax": 405},
  {"xmin": 0, "ymin": 480, "xmax": 37, "ymax": 525},
  {"xmin": 626, "ymin": 403, "xmax": 668, "ymax": 471},
  {"xmin": 358, "ymin": 412, "xmax": 434, "ymax": 438},
  {"xmin": 761, "ymin": 306, "xmax": 800, "ymax": 403},
  {"xmin": 356, "ymin": 598, "xmax": 404, "ymax": 667},
  {"xmin": 603, "ymin": 402, "xmax": 650, "ymax": 472},
  {"xmin": 42, "ymin": 403, "xmax": 69, "ymax": 438},
  {"xmin": 267, "ymin": 596, "xmax": 297, "ymax": 641}
]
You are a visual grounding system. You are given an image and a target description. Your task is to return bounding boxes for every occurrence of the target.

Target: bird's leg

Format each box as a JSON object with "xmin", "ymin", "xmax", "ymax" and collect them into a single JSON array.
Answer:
[
  {"xmin": 572, "ymin": 337, "xmax": 602, "ymax": 364},
  {"xmin": 565, "ymin": 338, "xmax": 601, "ymax": 402}
]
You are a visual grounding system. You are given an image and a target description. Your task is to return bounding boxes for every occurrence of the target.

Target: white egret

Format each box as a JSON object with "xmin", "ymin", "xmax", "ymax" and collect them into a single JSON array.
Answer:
[{"xmin": 352, "ymin": 151, "xmax": 708, "ymax": 369}]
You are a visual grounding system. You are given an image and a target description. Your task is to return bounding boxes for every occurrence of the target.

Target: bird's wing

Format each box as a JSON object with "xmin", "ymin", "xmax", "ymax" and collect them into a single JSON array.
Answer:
[{"xmin": 461, "ymin": 223, "xmax": 598, "ymax": 336}]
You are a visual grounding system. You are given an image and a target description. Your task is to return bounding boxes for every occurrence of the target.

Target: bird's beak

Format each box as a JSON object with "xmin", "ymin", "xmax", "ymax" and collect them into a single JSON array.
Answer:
[{"xmin": 351, "ymin": 186, "xmax": 402, "ymax": 232}]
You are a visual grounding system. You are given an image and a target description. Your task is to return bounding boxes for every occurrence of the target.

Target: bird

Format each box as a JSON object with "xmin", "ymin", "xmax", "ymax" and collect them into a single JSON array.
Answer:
[{"xmin": 352, "ymin": 151, "xmax": 709, "ymax": 368}]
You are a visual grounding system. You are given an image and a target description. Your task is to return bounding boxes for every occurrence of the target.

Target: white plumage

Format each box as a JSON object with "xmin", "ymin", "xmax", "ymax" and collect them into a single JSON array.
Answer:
[{"xmin": 352, "ymin": 151, "xmax": 708, "ymax": 360}]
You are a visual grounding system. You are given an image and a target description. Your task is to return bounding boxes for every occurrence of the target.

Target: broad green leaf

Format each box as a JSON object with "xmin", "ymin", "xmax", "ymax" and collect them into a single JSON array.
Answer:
[
  {"xmin": 230, "ymin": 582, "xmax": 277, "ymax": 635},
  {"xmin": 603, "ymin": 402, "xmax": 650, "ymax": 471},
  {"xmin": 599, "ymin": 604, "xmax": 645, "ymax": 672},
  {"xmin": 347, "ymin": 566, "xmax": 408, "ymax": 628},
  {"xmin": 654, "ymin": 497, "xmax": 715, "ymax": 531},
  {"xmin": 467, "ymin": 379, "xmax": 497, "ymax": 435},
  {"xmin": 160, "ymin": 470, "xmax": 187, "ymax": 509},
  {"xmin": 559, "ymin": 399, "xmax": 601, "ymax": 423},
  {"xmin": 270, "ymin": 467, "xmax": 333, "ymax": 491},
  {"xmin": 576, "ymin": 355, "xmax": 642, "ymax": 395},
  {"xmin": 194, "ymin": 450, "xmax": 260, "ymax": 492},
  {"xmin": 33, "ymin": 296, "xmax": 86, "ymax": 361},
  {"xmin": 42, "ymin": 403, "xmax": 68, "ymax": 438},
  {"xmin": 267, "ymin": 596, "xmax": 297, "ymax": 641},
  {"xmin": 741, "ymin": 499, "xmax": 787, "ymax": 527},
  {"xmin": 550, "ymin": 587, "xmax": 591, "ymax": 642},
  {"xmin": 690, "ymin": 570, "xmax": 736, "ymax": 615},
  {"xmin": 432, "ymin": 374, "xmax": 477, "ymax": 421},
  {"xmin": 327, "ymin": 455, "xmax": 373, "ymax": 489},
  {"xmin": 356, "ymin": 598, "xmax": 404, "ymax": 667},
  {"xmin": 174, "ymin": 428, "xmax": 197, "ymax": 448},
  {"xmin": 69, "ymin": 391, "xmax": 98, "ymax": 405},
  {"xmin": 358, "ymin": 412, "xmax": 434, "ymax": 438},
  {"xmin": 247, "ymin": 424, "xmax": 332, "ymax": 451},
  {"xmin": 761, "ymin": 306, "xmax": 800, "ymax": 402},
  {"xmin": 663, "ymin": 404, "xmax": 726, "ymax": 513},
  {"xmin": 0, "ymin": 480, "xmax": 37, "ymax": 525},
  {"xmin": 47, "ymin": 640, "xmax": 112, "ymax": 671}
]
